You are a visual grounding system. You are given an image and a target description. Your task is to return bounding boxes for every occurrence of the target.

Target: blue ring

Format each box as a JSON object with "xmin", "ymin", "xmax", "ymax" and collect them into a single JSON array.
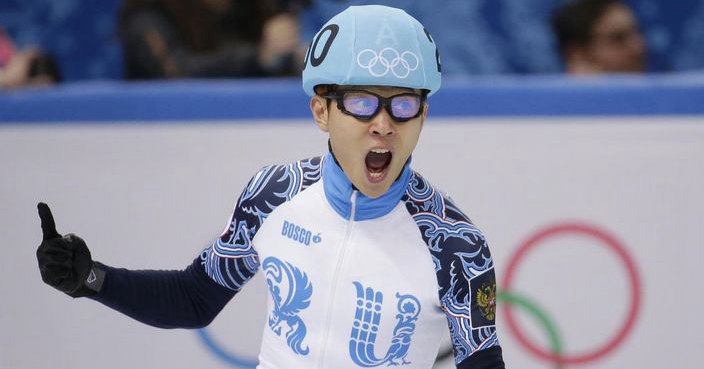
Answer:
[{"xmin": 196, "ymin": 328, "xmax": 259, "ymax": 368}]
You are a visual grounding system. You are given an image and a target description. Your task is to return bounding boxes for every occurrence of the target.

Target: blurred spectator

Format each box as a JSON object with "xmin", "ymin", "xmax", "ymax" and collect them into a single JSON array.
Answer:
[
  {"xmin": 0, "ymin": 27, "xmax": 61, "ymax": 89},
  {"xmin": 119, "ymin": 0, "xmax": 308, "ymax": 79},
  {"xmin": 551, "ymin": 0, "xmax": 646, "ymax": 74}
]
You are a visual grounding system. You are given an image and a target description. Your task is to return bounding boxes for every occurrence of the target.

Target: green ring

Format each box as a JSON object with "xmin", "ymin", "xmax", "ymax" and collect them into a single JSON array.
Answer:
[{"xmin": 497, "ymin": 290, "xmax": 564, "ymax": 369}]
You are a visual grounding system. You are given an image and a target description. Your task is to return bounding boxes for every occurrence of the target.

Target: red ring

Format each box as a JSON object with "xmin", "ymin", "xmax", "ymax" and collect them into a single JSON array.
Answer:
[{"xmin": 501, "ymin": 222, "xmax": 642, "ymax": 366}]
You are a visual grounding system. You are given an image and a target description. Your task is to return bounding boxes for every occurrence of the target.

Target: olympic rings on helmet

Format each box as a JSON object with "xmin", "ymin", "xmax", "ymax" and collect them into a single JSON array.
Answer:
[{"xmin": 356, "ymin": 48, "xmax": 420, "ymax": 78}]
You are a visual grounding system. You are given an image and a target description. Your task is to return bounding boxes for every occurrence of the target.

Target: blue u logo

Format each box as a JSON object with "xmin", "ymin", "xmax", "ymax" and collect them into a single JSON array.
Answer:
[{"xmin": 349, "ymin": 282, "xmax": 421, "ymax": 367}]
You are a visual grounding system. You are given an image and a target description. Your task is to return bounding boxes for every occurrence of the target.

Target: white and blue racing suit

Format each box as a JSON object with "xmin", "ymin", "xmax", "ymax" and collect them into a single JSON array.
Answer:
[{"xmin": 91, "ymin": 153, "xmax": 505, "ymax": 369}]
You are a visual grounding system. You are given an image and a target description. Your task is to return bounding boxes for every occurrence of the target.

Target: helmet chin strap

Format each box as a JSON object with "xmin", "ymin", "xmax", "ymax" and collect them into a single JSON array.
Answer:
[
  {"xmin": 328, "ymin": 139, "xmax": 340, "ymax": 166},
  {"xmin": 327, "ymin": 139, "xmax": 359, "ymax": 191}
]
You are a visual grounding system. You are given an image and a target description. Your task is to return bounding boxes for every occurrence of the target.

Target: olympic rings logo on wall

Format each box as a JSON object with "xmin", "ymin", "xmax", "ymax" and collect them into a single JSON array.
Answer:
[
  {"xmin": 500, "ymin": 222, "xmax": 642, "ymax": 368},
  {"xmin": 197, "ymin": 221, "xmax": 642, "ymax": 369}
]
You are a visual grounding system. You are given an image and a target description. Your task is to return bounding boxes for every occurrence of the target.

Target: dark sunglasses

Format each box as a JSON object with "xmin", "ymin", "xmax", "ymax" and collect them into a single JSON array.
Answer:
[{"xmin": 323, "ymin": 90, "xmax": 426, "ymax": 122}]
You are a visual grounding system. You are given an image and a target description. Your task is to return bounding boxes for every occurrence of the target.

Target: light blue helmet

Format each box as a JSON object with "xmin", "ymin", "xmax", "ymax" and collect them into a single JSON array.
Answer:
[{"xmin": 302, "ymin": 5, "xmax": 442, "ymax": 96}]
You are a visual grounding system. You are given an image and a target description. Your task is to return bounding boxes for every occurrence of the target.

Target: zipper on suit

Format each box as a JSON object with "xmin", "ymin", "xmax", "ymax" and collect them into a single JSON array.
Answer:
[{"xmin": 316, "ymin": 190, "xmax": 357, "ymax": 369}]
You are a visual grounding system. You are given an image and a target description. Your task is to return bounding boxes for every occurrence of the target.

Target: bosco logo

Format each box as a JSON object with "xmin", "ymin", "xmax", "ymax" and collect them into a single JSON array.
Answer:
[{"xmin": 282, "ymin": 220, "xmax": 321, "ymax": 246}]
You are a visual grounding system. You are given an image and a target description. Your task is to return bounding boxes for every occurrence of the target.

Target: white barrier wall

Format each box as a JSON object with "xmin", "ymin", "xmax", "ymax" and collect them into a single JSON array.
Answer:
[{"xmin": 1, "ymin": 117, "xmax": 702, "ymax": 369}]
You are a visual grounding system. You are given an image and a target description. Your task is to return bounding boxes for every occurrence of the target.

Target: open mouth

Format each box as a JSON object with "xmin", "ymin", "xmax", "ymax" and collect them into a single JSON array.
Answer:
[{"xmin": 365, "ymin": 148, "xmax": 392, "ymax": 183}]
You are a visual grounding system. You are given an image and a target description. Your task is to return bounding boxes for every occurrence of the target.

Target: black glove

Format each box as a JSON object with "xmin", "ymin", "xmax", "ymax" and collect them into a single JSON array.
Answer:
[{"xmin": 36, "ymin": 202, "xmax": 105, "ymax": 297}]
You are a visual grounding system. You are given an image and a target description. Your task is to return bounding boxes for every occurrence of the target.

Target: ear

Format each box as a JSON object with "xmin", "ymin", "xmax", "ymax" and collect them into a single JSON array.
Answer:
[{"xmin": 310, "ymin": 95, "xmax": 329, "ymax": 133}]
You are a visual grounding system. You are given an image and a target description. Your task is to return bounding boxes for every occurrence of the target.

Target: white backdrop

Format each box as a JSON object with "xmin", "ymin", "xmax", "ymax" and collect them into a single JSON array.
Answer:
[{"xmin": 1, "ymin": 116, "xmax": 702, "ymax": 369}]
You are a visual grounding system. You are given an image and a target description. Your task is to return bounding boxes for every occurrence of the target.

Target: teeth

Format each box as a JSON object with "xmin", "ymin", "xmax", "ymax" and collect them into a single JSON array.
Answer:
[
  {"xmin": 371, "ymin": 148, "xmax": 390, "ymax": 154},
  {"xmin": 369, "ymin": 172, "xmax": 383, "ymax": 178}
]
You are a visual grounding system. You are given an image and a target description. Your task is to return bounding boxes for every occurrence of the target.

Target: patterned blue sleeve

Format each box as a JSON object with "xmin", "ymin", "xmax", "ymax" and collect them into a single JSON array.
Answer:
[
  {"xmin": 403, "ymin": 172, "xmax": 504, "ymax": 368},
  {"xmin": 201, "ymin": 156, "xmax": 323, "ymax": 291}
]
